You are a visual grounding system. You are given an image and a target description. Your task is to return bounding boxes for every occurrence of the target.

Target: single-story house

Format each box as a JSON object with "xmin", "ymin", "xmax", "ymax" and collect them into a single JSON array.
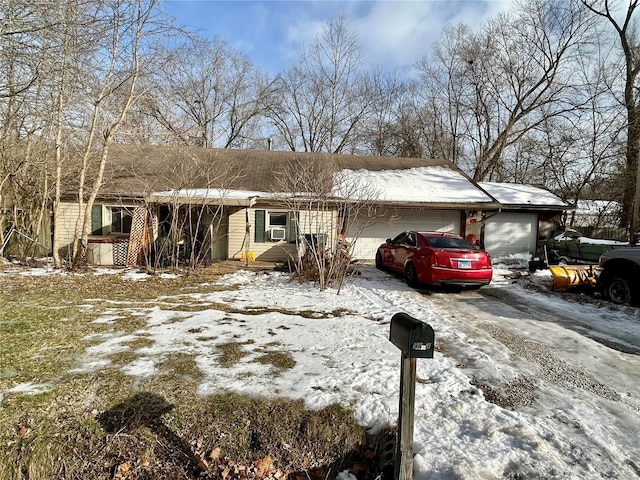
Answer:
[
  {"xmin": 566, "ymin": 200, "xmax": 624, "ymax": 240},
  {"xmin": 477, "ymin": 182, "xmax": 569, "ymax": 258},
  {"xmin": 55, "ymin": 145, "xmax": 565, "ymax": 266}
]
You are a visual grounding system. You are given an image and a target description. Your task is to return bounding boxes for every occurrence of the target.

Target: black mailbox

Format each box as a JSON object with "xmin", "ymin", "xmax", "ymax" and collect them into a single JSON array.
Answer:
[{"xmin": 389, "ymin": 313, "xmax": 434, "ymax": 358}]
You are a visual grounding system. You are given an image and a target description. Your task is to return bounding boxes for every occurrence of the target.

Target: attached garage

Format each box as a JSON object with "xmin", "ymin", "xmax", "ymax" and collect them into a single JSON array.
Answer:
[
  {"xmin": 483, "ymin": 212, "xmax": 538, "ymax": 259},
  {"xmin": 346, "ymin": 209, "xmax": 461, "ymax": 260},
  {"xmin": 478, "ymin": 182, "xmax": 570, "ymax": 261}
]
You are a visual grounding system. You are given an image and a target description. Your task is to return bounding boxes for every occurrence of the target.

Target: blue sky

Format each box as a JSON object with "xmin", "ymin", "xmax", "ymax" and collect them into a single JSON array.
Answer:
[{"xmin": 163, "ymin": 0, "xmax": 513, "ymax": 76}]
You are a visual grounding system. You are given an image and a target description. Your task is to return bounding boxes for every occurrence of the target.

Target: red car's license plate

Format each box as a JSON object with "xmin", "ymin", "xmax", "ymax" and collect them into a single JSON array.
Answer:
[{"xmin": 457, "ymin": 259, "xmax": 471, "ymax": 269}]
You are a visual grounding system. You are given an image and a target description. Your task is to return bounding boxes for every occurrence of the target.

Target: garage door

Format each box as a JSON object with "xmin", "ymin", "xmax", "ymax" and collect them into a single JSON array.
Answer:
[
  {"xmin": 484, "ymin": 212, "xmax": 537, "ymax": 259},
  {"xmin": 346, "ymin": 209, "xmax": 461, "ymax": 260}
]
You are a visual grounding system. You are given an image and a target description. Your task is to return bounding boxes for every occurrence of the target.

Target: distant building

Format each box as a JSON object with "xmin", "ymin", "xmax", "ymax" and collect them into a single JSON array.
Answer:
[{"xmin": 567, "ymin": 200, "xmax": 624, "ymax": 240}]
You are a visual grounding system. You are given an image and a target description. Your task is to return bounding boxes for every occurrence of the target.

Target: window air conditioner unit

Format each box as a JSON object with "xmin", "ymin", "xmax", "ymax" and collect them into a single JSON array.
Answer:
[{"xmin": 269, "ymin": 227, "xmax": 287, "ymax": 241}]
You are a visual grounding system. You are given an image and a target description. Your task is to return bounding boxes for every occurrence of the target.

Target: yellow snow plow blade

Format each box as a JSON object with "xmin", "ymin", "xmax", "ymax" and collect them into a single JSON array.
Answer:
[{"xmin": 549, "ymin": 265, "xmax": 598, "ymax": 292}]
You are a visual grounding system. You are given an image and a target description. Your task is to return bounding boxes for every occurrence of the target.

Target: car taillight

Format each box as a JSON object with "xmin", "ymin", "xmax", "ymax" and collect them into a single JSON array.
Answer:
[{"xmin": 432, "ymin": 251, "xmax": 448, "ymax": 267}]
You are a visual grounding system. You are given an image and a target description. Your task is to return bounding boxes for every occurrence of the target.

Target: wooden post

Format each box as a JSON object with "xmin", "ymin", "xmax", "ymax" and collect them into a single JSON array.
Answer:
[
  {"xmin": 395, "ymin": 353, "xmax": 417, "ymax": 480},
  {"xmin": 244, "ymin": 209, "xmax": 250, "ymax": 267}
]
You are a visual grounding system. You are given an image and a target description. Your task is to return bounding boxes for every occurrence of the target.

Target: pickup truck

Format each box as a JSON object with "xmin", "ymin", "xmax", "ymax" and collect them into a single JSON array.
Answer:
[
  {"xmin": 544, "ymin": 229, "xmax": 629, "ymax": 264},
  {"xmin": 598, "ymin": 248, "xmax": 640, "ymax": 305}
]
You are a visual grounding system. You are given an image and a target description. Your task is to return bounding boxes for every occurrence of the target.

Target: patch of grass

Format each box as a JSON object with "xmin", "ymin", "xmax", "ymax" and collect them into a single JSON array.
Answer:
[
  {"xmin": 243, "ymin": 306, "xmax": 355, "ymax": 319},
  {"xmin": 160, "ymin": 303, "xmax": 356, "ymax": 318},
  {"xmin": 253, "ymin": 343, "xmax": 296, "ymax": 371},
  {"xmin": 106, "ymin": 334, "xmax": 156, "ymax": 369},
  {"xmin": 111, "ymin": 312, "xmax": 150, "ymax": 332},
  {"xmin": 0, "ymin": 304, "xmax": 107, "ymax": 389},
  {"xmin": 123, "ymin": 336, "xmax": 155, "ymax": 349},
  {"xmin": 217, "ymin": 341, "xmax": 252, "ymax": 368},
  {"xmin": 1, "ymin": 388, "xmax": 392, "ymax": 480},
  {"xmin": 161, "ymin": 303, "xmax": 221, "ymax": 312},
  {"xmin": 167, "ymin": 392, "xmax": 370, "ymax": 470},
  {"xmin": 195, "ymin": 336, "xmax": 217, "ymax": 342},
  {"xmin": 157, "ymin": 353, "xmax": 202, "ymax": 381},
  {"xmin": 108, "ymin": 350, "xmax": 138, "ymax": 368},
  {"xmin": 215, "ymin": 339, "xmax": 296, "ymax": 370},
  {"xmin": 255, "ymin": 351, "xmax": 296, "ymax": 370}
]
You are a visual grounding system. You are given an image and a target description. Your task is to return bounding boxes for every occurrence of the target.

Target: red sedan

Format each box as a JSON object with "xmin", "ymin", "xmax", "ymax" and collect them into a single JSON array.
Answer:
[{"xmin": 375, "ymin": 231, "xmax": 493, "ymax": 288}]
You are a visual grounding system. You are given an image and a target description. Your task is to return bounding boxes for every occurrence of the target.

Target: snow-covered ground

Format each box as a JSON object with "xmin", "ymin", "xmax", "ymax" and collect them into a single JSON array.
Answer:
[{"xmin": 3, "ymin": 261, "xmax": 640, "ymax": 479}]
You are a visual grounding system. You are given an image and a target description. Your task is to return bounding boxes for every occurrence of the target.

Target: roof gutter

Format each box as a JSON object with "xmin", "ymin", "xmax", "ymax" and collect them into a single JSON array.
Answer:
[{"xmin": 145, "ymin": 193, "xmax": 256, "ymax": 207}]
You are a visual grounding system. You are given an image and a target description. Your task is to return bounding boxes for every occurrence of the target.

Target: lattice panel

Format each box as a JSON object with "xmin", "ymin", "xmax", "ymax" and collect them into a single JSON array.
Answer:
[
  {"xmin": 126, "ymin": 207, "xmax": 150, "ymax": 266},
  {"xmin": 112, "ymin": 238, "xmax": 129, "ymax": 266}
]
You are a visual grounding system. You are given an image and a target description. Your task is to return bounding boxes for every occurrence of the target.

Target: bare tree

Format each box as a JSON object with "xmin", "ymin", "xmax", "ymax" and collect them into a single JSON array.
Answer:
[
  {"xmin": 272, "ymin": 159, "xmax": 381, "ymax": 292},
  {"xmin": 267, "ymin": 14, "xmax": 371, "ymax": 153},
  {"xmin": 359, "ymin": 69, "xmax": 422, "ymax": 157},
  {"xmin": 138, "ymin": 36, "xmax": 273, "ymax": 148},
  {"xmin": 414, "ymin": 0, "xmax": 594, "ymax": 181},
  {"xmin": 0, "ymin": 0, "xmax": 66, "ymax": 260},
  {"xmin": 537, "ymin": 34, "xmax": 624, "ymax": 208},
  {"xmin": 69, "ymin": 0, "xmax": 168, "ymax": 269},
  {"xmin": 50, "ymin": 0, "xmax": 80, "ymax": 268},
  {"xmin": 581, "ymin": 0, "xmax": 640, "ymax": 235},
  {"xmin": 414, "ymin": 24, "xmax": 472, "ymax": 166}
]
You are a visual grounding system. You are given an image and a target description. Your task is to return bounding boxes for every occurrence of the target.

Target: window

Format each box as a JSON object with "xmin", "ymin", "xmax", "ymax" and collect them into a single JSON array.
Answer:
[
  {"xmin": 391, "ymin": 232, "xmax": 409, "ymax": 244},
  {"xmin": 269, "ymin": 212, "xmax": 287, "ymax": 227},
  {"xmin": 268, "ymin": 212, "xmax": 287, "ymax": 241},
  {"xmin": 110, "ymin": 207, "xmax": 133, "ymax": 234},
  {"xmin": 425, "ymin": 235, "xmax": 472, "ymax": 249},
  {"xmin": 254, "ymin": 210, "xmax": 298, "ymax": 243},
  {"xmin": 406, "ymin": 232, "xmax": 416, "ymax": 247}
]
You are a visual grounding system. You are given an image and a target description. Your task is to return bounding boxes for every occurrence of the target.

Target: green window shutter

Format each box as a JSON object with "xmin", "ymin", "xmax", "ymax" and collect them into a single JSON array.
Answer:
[
  {"xmin": 254, "ymin": 210, "xmax": 265, "ymax": 243},
  {"xmin": 91, "ymin": 204, "xmax": 102, "ymax": 235},
  {"xmin": 288, "ymin": 211, "xmax": 299, "ymax": 243}
]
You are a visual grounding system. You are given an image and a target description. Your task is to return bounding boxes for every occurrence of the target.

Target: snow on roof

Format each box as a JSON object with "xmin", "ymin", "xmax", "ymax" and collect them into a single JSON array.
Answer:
[
  {"xmin": 478, "ymin": 182, "xmax": 568, "ymax": 207},
  {"xmin": 147, "ymin": 188, "xmax": 271, "ymax": 206},
  {"xmin": 149, "ymin": 167, "xmax": 496, "ymax": 206},
  {"xmin": 150, "ymin": 188, "xmax": 268, "ymax": 200},
  {"xmin": 575, "ymin": 200, "xmax": 621, "ymax": 215},
  {"xmin": 336, "ymin": 166, "xmax": 494, "ymax": 204}
]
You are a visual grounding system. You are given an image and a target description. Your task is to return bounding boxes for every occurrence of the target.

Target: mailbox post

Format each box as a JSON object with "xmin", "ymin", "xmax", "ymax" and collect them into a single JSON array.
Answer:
[{"xmin": 389, "ymin": 313, "xmax": 434, "ymax": 480}]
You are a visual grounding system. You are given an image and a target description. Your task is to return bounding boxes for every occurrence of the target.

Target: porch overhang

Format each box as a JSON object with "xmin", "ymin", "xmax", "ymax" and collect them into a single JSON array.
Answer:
[{"xmin": 146, "ymin": 189, "xmax": 269, "ymax": 207}]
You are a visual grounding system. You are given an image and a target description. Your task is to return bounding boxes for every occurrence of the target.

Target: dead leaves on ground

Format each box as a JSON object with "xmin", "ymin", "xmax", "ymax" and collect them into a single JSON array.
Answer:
[
  {"xmin": 110, "ymin": 451, "xmax": 287, "ymax": 480},
  {"xmin": 110, "ymin": 448, "xmax": 383, "ymax": 480}
]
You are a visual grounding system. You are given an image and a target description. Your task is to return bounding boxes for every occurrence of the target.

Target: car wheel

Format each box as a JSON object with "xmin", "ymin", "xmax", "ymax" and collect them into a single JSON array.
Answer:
[
  {"xmin": 375, "ymin": 250, "xmax": 385, "ymax": 270},
  {"xmin": 405, "ymin": 263, "xmax": 418, "ymax": 288},
  {"xmin": 605, "ymin": 277, "xmax": 633, "ymax": 305}
]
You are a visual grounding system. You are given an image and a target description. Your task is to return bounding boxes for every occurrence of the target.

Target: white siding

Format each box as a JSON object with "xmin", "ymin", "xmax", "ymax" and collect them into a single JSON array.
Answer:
[
  {"xmin": 484, "ymin": 212, "xmax": 538, "ymax": 259},
  {"xmin": 57, "ymin": 201, "xmax": 141, "ymax": 265},
  {"xmin": 57, "ymin": 202, "xmax": 81, "ymax": 246},
  {"xmin": 346, "ymin": 209, "xmax": 461, "ymax": 260}
]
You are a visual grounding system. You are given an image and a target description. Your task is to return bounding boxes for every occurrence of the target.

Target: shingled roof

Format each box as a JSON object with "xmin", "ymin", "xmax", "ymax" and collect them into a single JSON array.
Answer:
[{"xmin": 100, "ymin": 144, "xmax": 459, "ymax": 196}]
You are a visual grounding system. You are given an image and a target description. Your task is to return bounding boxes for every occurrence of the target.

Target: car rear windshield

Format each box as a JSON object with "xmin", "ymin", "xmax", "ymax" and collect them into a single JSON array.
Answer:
[{"xmin": 426, "ymin": 236, "xmax": 474, "ymax": 249}]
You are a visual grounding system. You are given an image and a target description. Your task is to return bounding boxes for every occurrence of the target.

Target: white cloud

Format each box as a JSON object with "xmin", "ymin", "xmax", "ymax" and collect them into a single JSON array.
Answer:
[
  {"xmin": 166, "ymin": 0, "xmax": 516, "ymax": 75},
  {"xmin": 352, "ymin": 2, "xmax": 439, "ymax": 70},
  {"xmin": 351, "ymin": 0, "xmax": 516, "ymax": 72}
]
